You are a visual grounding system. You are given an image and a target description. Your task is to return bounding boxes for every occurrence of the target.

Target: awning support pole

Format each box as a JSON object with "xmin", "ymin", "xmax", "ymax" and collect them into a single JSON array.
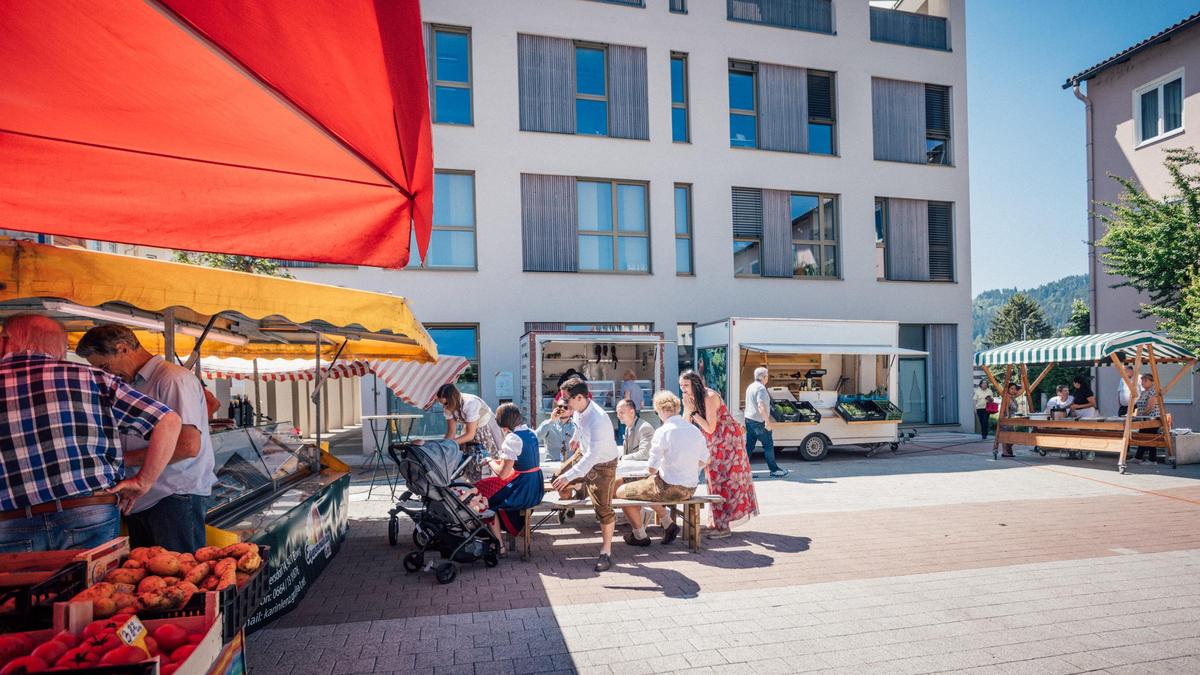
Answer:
[
  {"xmin": 252, "ymin": 358, "xmax": 262, "ymax": 426},
  {"xmin": 314, "ymin": 336, "xmax": 323, "ymax": 465},
  {"xmin": 183, "ymin": 315, "xmax": 220, "ymax": 370},
  {"xmin": 163, "ymin": 309, "xmax": 176, "ymax": 363},
  {"xmin": 1146, "ymin": 345, "xmax": 1175, "ymax": 462}
]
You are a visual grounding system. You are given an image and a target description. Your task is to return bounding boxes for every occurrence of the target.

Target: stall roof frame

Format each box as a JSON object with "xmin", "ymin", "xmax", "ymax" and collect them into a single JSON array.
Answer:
[{"xmin": 974, "ymin": 330, "xmax": 1196, "ymax": 367}]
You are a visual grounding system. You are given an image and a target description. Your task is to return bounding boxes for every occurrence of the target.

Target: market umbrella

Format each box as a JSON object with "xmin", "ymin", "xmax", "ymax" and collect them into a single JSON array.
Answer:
[{"xmin": 0, "ymin": 0, "xmax": 432, "ymax": 268}]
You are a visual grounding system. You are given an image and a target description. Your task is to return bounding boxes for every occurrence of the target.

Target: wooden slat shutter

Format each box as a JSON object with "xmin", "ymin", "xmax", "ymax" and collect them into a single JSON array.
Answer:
[
  {"xmin": 927, "ymin": 201, "xmax": 954, "ymax": 281},
  {"xmin": 869, "ymin": 7, "xmax": 949, "ymax": 51},
  {"xmin": 521, "ymin": 174, "xmax": 578, "ymax": 272},
  {"xmin": 728, "ymin": 0, "xmax": 833, "ymax": 34},
  {"xmin": 518, "ymin": 35, "xmax": 575, "ymax": 134},
  {"xmin": 757, "ymin": 63, "xmax": 807, "ymax": 153},
  {"xmin": 884, "ymin": 198, "xmax": 929, "ymax": 281},
  {"xmin": 872, "ymin": 78, "xmax": 925, "ymax": 163},
  {"xmin": 761, "ymin": 189, "xmax": 793, "ymax": 277},
  {"xmin": 927, "ymin": 324, "xmax": 958, "ymax": 424},
  {"xmin": 731, "ymin": 187, "xmax": 763, "ymax": 238},
  {"xmin": 608, "ymin": 45, "xmax": 649, "ymax": 140}
]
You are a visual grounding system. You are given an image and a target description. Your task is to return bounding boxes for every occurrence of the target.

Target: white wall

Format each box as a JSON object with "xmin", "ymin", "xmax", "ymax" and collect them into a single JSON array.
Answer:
[{"xmin": 297, "ymin": 0, "xmax": 974, "ymax": 436}]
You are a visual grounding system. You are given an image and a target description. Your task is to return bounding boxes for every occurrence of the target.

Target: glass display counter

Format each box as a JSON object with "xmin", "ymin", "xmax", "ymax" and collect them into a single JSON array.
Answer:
[{"xmin": 207, "ymin": 423, "xmax": 319, "ymax": 524}]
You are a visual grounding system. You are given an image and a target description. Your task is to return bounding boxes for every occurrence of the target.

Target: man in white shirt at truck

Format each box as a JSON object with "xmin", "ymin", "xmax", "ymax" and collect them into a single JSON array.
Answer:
[{"xmin": 551, "ymin": 377, "xmax": 620, "ymax": 572}]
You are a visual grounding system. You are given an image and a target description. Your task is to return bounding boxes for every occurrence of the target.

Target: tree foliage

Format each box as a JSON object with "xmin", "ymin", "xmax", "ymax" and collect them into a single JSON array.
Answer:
[
  {"xmin": 985, "ymin": 292, "xmax": 1052, "ymax": 348},
  {"xmin": 172, "ymin": 251, "xmax": 292, "ymax": 278},
  {"xmin": 972, "ymin": 274, "xmax": 1087, "ymax": 350},
  {"xmin": 1061, "ymin": 299, "xmax": 1090, "ymax": 338},
  {"xmin": 1097, "ymin": 147, "xmax": 1200, "ymax": 350}
]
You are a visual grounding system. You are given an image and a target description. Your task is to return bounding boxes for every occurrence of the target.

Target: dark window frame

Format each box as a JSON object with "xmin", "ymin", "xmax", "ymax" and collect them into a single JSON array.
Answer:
[
  {"xmin": 729, "ymin": 60, "xmax": 758, "ymax": 149},
  {"xmin": 925, "ymin": 84, "xmax": 952, "ymax": 166},
  {"xmin": 732, "ymin": 188, "xmax": 840, "ymax": 280},
  {"xmin": 575, "ymin": 43, "xmax": 610, "ymax": 137},
  {"xmin": 807, "ymin": 69, "xmax": 837, "ymax": 156},
  {"xmin": 671, "ymin": 52, "xmax": 690, "ymax": 143},
  {"xmin": 576, "ymin": 177, "xmax": 652, "ymax": 275},
  {"xmin": 429, "ymin": 25, "xmax": 473, "ymax": 126},
  {"xmin": 409, "ymin": 169, "xmax": 478, "ymax": 270},
  {"xmin": 670, "ymin": 0, "xmax": 688, "ymax": 14},
  {"xmin": 674, "ymin": 183, "xmax": 694, "ymax": 276}
]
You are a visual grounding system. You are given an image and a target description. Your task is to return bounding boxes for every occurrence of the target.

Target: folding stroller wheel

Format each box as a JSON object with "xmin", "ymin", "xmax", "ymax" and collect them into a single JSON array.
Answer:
[
  {"xmin": 388, "ymin": 517, "xmax": 399, "ymax": 546},
  {"xmin": 483, "ymin": 540, "xmax": 501, "ymax": 568},
  {"xmin": 412, "ymin": 528, "xmax": 431, "ymax": 548},
  {"xmin": 435, "ymin": 562, "xmax": 458, "ymax": 584},
  {"xmin": 403, "ymin": 551, "xmax": 424, "ymax": 573}
]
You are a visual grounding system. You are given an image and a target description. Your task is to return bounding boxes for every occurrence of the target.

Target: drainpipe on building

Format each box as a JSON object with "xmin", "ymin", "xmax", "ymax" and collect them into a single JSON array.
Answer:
[{"xmin": 1073, "ymin": 83, "xmax": 1099, "ymax": 334}]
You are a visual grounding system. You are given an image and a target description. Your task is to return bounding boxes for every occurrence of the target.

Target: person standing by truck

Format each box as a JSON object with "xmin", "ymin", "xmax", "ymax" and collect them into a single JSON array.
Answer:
[{"xmin": 743, "ymin": 367, "xmax": 787, "ymax": 478}]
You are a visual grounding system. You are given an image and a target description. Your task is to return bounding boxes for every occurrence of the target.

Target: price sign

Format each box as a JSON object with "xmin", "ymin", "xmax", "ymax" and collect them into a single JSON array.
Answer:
[{"xmin": 117, "ymin": 615, "xmax": 150, "ymax": 656}]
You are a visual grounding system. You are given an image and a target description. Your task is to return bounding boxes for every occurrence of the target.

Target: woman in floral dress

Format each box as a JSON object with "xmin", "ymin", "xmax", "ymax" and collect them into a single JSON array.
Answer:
[{"xmin": 680, "ymin": 371, "xmax": 759, "ymax": 538}]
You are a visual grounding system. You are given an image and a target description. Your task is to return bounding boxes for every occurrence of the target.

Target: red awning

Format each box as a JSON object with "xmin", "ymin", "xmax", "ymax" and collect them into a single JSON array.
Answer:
[{"xmin": 0, "ymin": 0, "xmax": 432, "ymax": 268}]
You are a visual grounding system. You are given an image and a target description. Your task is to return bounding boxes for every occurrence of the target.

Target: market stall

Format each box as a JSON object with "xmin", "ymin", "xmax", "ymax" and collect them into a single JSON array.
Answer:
[
  {"xmin": 519, "ymin": 330, "xmax": 666, "ymax": 426},
  {"xmin": 975, "ymin": 331, "xmax": 1198, "ymax": 472},
  {"xmin": 695, "ymin": 318, "xmax": 924, "ymax": 460},
  {"xmin": 0, "ymin": 239, "xmax": 437, "ymax": 640}
]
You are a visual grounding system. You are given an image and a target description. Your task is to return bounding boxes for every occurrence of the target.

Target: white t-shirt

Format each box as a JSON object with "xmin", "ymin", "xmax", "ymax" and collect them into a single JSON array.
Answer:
[
  {"xmin": 648, "ymin": 415, "xmax": 709, "ymax": 488},
  {"xmin": 445, "ymin": 393, "xmax": 492, "ymax": 426},
  {"xmin": 1044, "ymin": 395, "xmax": 1073, "ymax": 412},
  {"xmin": 744, "ymin": 381, "xmax": 770, "ymax": 422}
]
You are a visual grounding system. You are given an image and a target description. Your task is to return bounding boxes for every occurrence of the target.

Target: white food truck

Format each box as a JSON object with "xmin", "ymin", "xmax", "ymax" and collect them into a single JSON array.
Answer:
[
  {"xmin": 694, "ymin": 318, "xmax": 925, "ymax": 460},
  {"xmin": 519, "ymin": 330, "xmax": 666, "ymax": 426}
]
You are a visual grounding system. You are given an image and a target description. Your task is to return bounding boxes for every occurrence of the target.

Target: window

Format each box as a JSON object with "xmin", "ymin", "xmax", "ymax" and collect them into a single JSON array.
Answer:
[
  {"xmin": 731, "ymin": 187, "xmax": 838, "ymax": 278},
  {"xmin": 430, "ymin": 27, "xmax": 472, "ymax": 125},
  {"xmin": 790, "ymin": 194, "xmax": 838, "ymax": 277},
  {"xmin": 408, "ymin": 171, "xmax": 476, "ymax": 269},
  {"xmin": 869, "ymin": 7, "xmax": 950, "ymax": 51},
  {"xmin": 729, "ymin": 62, "xmax": 757, "ymax": 148},
  {"xmin": 898, "ymin": 325, "xmax": 927, "ymax": 424},
  {"xmin": 670, "ymin": 0, "xmax": 688, "ymax": 13},
  {"xmin": 727, "ymin": 0, "xmax": 833, "ymax": 35},
  {"xmin": 527, "ymin": 322, "xmax": 653, "ymax": 332},
  {"xmin": 677, "ymin": 323, "xmax": 695, "ymax": 374},
  {"xmin": 577, "ymin": 179, "xmax": 649, "ymax": 273},
  {"xmin": 576, "ymin": 45, "xmax": 608, "ymax": 135},
  {"xmin": 387, "ymin": 325, "xmax": 480, "ymax": 436},
  {"xmin": 808, "ymin": 71, "xmax": 836, "ymax": 155},
  {"xmin": 1135, "ymin": 70, "xmax": 1184, "ymax": 144},
  {"xmin": 675, "ymin": 184, "xmax": 693, "ymax": 275},
  {"xmin": 925, "ymin": 84, "xmax": 951, "ymax": 165},
  {"xmin": 875, "ymin": 198, "xmax": 954, "ymax": 281},
  {"xmin": 588, "ymin": 0, "xmax": 644, "ymax": 5},
  {"xmin": 671, "ymin": 53, "xmax": 690, "ymax": 143}
]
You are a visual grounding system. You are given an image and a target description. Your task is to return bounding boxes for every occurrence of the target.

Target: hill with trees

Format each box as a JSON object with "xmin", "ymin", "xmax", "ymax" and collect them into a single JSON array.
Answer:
[{"xmin": 972, "ymin": 274, "xmax": 1088, "ymax": 350}]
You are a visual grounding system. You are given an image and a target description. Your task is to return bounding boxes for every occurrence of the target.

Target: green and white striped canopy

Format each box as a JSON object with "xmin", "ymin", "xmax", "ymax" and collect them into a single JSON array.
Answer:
[{"xmin": 974, "ymin": 331, "xmax": 1196, "ymax": 367}]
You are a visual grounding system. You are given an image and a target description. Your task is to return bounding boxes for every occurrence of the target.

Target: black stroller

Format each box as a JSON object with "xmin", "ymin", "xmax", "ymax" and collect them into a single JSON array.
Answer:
[{"xmin": 387, "ymin": 440, "xmax": 500, "ymax": 584}]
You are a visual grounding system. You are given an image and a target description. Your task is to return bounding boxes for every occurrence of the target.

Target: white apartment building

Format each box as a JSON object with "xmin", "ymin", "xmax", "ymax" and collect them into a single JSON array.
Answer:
[{"xmin": 284, "ymin": 0, "xmax": 974, "ymax": 441}]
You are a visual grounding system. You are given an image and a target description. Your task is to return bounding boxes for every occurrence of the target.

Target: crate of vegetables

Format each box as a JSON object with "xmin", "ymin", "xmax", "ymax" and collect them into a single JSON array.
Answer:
[
  {"xmin": 835, "ymin": 400, "xmax": 870, "ymax": 422},
  {"xmin": 61, "ymin": 543, "xmax": 268, "ymax": 644},
  {"xmin": 0, "ymin": 559, "xmax": 88, "ymax": 633},
  {"xmin": 768, "ymin": 399, "xmax": 820, "ymax": 423},
  {"xmin": 3, "ymin": 594, "xmax": 221, "ymax": 675},
  {"xmin": 871, "ymin": 400, "xmax": 903, "ymax": 421}
]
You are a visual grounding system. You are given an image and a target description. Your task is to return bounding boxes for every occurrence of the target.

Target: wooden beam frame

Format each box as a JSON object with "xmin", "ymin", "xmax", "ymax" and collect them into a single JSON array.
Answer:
[
  {"xmin": 995, "ymin": 365, "xmax": 1012, "ymax": 452},
  {"xmin": 1146, "ymin": 344, "xmax": 1175, "ymax": 462},
  {"xmin": 1028, "ymin": 362, "xmax": 1055, "ymax": 393}
]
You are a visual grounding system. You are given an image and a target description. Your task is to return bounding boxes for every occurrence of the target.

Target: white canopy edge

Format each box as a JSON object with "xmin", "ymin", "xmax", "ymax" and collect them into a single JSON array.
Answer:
[{"xmin": 741, "ymin": 343, "xmax": 929, "ymax": 357}]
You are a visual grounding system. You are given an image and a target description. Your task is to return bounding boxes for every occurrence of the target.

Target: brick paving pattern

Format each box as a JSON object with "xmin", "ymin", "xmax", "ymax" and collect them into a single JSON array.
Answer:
[{"xmin": 247, "ymin": 438, "xmax": 1200, "ymax": 673}]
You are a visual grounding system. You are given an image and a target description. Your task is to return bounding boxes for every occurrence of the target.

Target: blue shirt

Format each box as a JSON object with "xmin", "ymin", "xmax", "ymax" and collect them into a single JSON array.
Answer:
[
  {"xmin": 120, "ymin": 356, "xmax": 217, "ymax": 513},
  {"xmin": 535, "ymin": 417, "xmax": 575, "ymax": 461},
  {"xmin": 0, "ymin": 353, "xmax": 170, "ymax": 511}
]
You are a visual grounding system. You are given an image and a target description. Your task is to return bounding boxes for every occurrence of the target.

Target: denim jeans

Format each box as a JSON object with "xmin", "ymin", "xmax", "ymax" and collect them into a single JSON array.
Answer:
[
  {"xmin": 0, "ymin": 503, "xmax": 120, "ymax": 553},
  {"xmin": 124, "ymin": 494, "xmax": 208, "ymax": 551},
  {"xmin": 976, "ymin": 408, "xmax": 991, "ymax": 439},
  {"xmin": 744, "ymin": 419, "xmax": 781, "ymax": 472}
]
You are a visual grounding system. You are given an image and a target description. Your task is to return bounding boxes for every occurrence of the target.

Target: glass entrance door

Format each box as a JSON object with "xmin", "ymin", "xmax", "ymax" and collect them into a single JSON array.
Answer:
[{"xmin": 899, "ymin": 358, "xmax": 927, "ymax": 424}]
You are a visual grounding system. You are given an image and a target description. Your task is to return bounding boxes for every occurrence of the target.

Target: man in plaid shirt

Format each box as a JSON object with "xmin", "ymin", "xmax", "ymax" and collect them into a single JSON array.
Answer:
[{"xmin": 0, "ymin": 314, "xmax": 181, "ymax": 552}]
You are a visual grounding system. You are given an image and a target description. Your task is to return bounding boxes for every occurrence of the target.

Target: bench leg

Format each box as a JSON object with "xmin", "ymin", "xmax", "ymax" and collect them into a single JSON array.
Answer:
[
  {"xmin": 688, "ymin": 504, "xmax": 700, "ymax": 553},
  {"xmin": 522, "ymin": 509, "xmax": 532, "ymax": 561}
]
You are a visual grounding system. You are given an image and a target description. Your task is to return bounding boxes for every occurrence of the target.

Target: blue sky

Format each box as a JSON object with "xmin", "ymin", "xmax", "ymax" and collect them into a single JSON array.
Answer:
[{"xmin": 967, "ymin": 0, "xmax": 1198, "ymax": 295}]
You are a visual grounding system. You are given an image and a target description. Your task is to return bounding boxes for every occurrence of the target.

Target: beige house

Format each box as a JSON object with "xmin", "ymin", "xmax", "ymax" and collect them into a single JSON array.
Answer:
[{"xmin": 1065, "ymin": 12, "xmax": 1200, "ymax": 428}]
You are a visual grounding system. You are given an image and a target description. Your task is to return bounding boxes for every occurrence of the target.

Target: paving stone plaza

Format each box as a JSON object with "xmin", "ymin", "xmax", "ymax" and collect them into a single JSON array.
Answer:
[{"xmin": 248, "ymin": 435, "xmax": 1200, "ymax": 674}]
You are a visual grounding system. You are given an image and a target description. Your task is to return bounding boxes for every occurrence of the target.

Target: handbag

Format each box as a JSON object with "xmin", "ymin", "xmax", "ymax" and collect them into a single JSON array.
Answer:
[{"xmin": 985, "ymin": 401, "xmax": 999, "ymax": 414}]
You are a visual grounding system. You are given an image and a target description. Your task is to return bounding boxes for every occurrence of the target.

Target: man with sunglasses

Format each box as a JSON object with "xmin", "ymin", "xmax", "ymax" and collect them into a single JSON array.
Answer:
[
  {"xmin": 535, "ymin": 401, "xmax": 576, "ymax": 462},
  {"xmin": 0, "ymin": 314, "xmax": 180, "ymax": 552}
]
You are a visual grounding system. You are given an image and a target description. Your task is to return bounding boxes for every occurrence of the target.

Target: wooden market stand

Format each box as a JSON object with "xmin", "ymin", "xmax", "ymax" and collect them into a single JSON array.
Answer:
[{"xmin": 975, "ymin": 331, "xmax": 1197, "ymax": 473}]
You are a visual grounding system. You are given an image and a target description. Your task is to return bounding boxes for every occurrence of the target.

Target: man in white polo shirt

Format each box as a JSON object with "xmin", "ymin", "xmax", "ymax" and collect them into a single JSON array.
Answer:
[
  {"xmin": 551, "ymin": 377, "xmax": 620, "ymax": 572},
  {"xmin": 77, "ymin": 325, "xmax": 217, "ymax": 551},
  {"xmin": 618, "ymin": 390, "xmax": 709, "ymax": 547}
]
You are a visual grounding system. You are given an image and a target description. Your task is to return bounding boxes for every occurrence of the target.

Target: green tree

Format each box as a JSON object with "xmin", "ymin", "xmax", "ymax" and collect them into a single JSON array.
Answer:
[
  {"xmin": 985, "ymin": 292, "xmax": 1052, "ymax": 348},
  {"xmin": 1097, "ymin": 147, "xmax": 1200, "ymax": 350},
  {"xmin": 172, "ymin": 251, "xmax": 292, "ymax": 278},
  {"xmin": 1061, "ymin": 299, "xmax": 1090, "ymax": 338}
]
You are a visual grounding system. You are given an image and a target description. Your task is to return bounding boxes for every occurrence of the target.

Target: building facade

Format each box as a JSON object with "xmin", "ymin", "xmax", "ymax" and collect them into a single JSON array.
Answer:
[
  {"xmin": 1065, "ymin": 12, "xmax": 1200, "ymax": 427},
  {"xmin": 290, "ymin": 0, "xmax": 974, "ymax": 442}
]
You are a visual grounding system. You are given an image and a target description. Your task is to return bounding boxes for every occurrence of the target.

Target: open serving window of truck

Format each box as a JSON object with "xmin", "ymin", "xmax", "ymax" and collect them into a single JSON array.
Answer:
[
  {"xmin": 695, "ymin": 318, "xmax": 925, "ymax": 460},
  {"xmin": 519, "ymin": 330, "xmax": 666, "ymax": 426}
]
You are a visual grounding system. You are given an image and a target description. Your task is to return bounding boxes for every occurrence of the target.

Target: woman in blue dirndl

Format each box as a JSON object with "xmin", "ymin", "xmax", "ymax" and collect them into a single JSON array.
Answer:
[{"xmin": 475, "ymin": 403, "xmax": 545, "ymax": 554}]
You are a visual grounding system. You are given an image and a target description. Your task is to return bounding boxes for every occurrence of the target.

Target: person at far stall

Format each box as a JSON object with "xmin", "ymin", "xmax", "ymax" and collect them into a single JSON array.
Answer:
[
  {"xmin": 77, "ymin": 324, "xmax": 217, "ymax": 551},
  {"xmin": 1117, "ymin": 362, "xmax": 1138, "ymax": 417},
  {"xmin": 617, "ymin": 398, "xmax": 654, "ymax": 461},
  {"xmin": 973, "ymin": 379, "xmax": 995, "ymax": 440},
  {"xmin": 617, "ymin": 391, "xmax": 708, "ymax": 547},
  {"xmin": 1044, "ymin": 384, "xmax": 1073, "ymax": 413},
  {"xmin": 1000, "ymin": 382, "xmax": 1022, "ymax": 458},
  {"xmin": 0, "ymin": 314, "xmax": 180, "ymax": 552},
  {"xmin": 474, "ymin": 404, "xmax": 544, "ymax": 555},
  {"xmin": 1130, "ymin": 373, "xmax": 1162, "ymax": 465},
  {"xmin": 680, "ymin": 370, "xmax": 758, "ymax": 538},
  {"xmin": 536, "ymin": 400, "xmax": 576, "ymax": 462},
  {"xmin": 1068, "ymin": 375, "xmax": 1098, "ymax": 419},
  {"xmin": 437, "ymin": 383, "xmax": 504, "ymax": 482}
]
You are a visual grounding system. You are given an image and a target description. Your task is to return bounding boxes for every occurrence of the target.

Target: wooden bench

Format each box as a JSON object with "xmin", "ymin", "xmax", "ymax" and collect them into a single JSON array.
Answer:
[{"xmin": 519, "ymin": 494, "xmax": 724, "ymax": 559}]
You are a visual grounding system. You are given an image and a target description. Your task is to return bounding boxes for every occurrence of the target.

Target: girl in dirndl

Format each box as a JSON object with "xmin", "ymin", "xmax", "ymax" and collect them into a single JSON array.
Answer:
[
  {"xmin": 680, "ymin": 370, "xmax": 759, "ymax": 539},
  {"xmin": 474, "ymin": 403, "xmax": 545, "ymax": 555}
]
